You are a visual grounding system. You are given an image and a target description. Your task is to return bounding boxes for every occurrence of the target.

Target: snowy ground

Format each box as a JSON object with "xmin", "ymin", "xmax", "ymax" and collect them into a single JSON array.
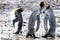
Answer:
[{"xmin": 1, "ymin": 10, "xmax": 60, "ymax": 40}]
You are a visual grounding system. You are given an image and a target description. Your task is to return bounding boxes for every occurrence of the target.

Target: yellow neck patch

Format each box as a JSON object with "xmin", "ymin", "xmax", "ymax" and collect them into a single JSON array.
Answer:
[
  {"xmin": 12, "ymin": 8, "xmax": 19, "ymax": 14},
  {"xmin": 42, "ymin": 12, "xmax": 45, "ymax": 16},
  {"xmin": 45, "ymin": 3, "xmax": 49, "ymax": 8}
]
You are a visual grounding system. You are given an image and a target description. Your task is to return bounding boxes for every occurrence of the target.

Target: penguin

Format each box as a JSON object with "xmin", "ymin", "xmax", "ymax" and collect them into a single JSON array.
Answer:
[
  {"xmin": 42, "ymin": 3, "xmax": 56, "ymax": 38},
  {"xmin": 12, "ymin": 8, "xmax": 23, "ymax": 34}
]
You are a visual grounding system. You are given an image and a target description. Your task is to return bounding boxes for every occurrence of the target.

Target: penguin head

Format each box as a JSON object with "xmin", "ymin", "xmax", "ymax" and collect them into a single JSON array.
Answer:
[
  {"xmin": 45, "ymin": 3, "xmax": 50, "ymax": 9},
  {"xmin": 17, "ymin": 8, "xmax": 23, "ymax": 13},
  {"xmin": 40, "ymin": 1, "xmax": 44, "ymax": 8}
]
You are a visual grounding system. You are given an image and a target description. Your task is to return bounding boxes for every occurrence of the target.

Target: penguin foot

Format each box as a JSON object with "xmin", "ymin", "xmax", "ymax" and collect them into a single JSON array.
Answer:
[
  {"xmin": 26, "ymin": 34, "xmax": 32, "ymax": 37},
  {"xmin": 32, "ymin": 34, "xmax": 39, "ymax": 38},
  {"xmin": 42, "ymin": 33, "xmax": 49, "ymax": 38}
]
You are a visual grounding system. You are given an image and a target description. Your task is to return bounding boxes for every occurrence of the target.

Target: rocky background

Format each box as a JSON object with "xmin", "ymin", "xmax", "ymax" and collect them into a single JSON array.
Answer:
[{"xmin": 0, "ymin": 0, "xmax": 60, "ymax": 40}]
